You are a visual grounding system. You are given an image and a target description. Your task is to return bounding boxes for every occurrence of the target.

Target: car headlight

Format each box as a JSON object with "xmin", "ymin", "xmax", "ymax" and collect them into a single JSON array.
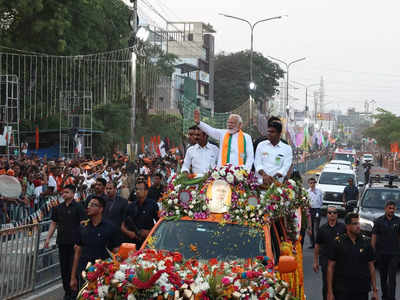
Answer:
[{"xmin": 359, "ymin": 217, "xmax": 374, "ymax": 231}]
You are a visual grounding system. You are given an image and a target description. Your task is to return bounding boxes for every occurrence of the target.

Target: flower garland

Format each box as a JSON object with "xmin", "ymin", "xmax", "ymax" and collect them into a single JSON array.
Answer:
[
  {"xmin": 160, "ymin": 165, "xmax": 310, "ymax": 230},
  {"xmin": 78, "ymin": 249, "xmax": 296, "ymax": 300}
]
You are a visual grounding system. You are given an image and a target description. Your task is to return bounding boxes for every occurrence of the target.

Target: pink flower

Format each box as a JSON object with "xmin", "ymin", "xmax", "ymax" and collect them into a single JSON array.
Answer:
[{"xmin": 221, "ymin": 277, "xmax": 231, "ymax": 285}]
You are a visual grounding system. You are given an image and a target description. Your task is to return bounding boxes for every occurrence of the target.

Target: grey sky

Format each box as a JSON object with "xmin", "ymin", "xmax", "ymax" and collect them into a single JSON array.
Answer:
[{"xmin": 137, "ymin": 0, "xmax": 400, "ymax": 115}]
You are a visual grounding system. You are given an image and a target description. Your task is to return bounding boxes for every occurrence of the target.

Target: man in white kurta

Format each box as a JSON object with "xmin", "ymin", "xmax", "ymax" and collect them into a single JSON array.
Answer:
[
  {"xmin": 194, "ymin": 111, "xmax": 254, "ymax": 172},
  {"xmin": 254, "ymin": 120, "xmax": 293, "ymax": 184},
  {"xmin": 181, "ymin": 128, "xmax": 219, "ymax": 176}
]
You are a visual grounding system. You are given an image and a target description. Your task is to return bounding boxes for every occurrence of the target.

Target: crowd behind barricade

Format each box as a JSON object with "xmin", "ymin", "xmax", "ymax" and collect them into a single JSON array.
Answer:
[{"xmin": 0, "ymin": 112, "xmax": 336, "ymax": 300}]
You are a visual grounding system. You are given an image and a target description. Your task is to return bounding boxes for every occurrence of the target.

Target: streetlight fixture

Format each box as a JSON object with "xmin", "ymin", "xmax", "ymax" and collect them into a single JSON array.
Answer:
[
  {"xmin": 268, "ymin": 56, "xmax": 306, "ymax": 120},
  {"xmin": 219, "ymin": 14, "xmax": 284, "ymax": 88},
  {"xmin": 291, "ymin": 81, "xmax": 319, "ymax": 114},
  {"xmin": 249, "ymin": 81, "xmax": 256, "ymax": 90}
]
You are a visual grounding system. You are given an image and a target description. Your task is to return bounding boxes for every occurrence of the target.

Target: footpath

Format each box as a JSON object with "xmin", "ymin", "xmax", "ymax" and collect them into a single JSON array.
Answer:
[{"xmin": 20, "ymin": 282, "xmax": 63, "ymax": 300}]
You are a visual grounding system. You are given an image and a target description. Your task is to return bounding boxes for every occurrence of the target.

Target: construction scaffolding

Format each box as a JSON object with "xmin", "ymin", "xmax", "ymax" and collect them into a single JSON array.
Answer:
[
  {"xmin": 59, "ymin": 91, "xmax": 93, "ymax": 158},
  {"xmin": 0, "ymin": 75, "xmax": 20, "ymax": 157}
]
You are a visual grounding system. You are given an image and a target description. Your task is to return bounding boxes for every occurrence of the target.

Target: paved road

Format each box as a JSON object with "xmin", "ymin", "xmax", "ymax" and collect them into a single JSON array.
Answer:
[
  {"xmin": 302, "ymin": 217, "xmax": 400, "ymax": 300},
  {"xmin": 302, "ymin": 164, "xmax": 400, "ymax": 300}
]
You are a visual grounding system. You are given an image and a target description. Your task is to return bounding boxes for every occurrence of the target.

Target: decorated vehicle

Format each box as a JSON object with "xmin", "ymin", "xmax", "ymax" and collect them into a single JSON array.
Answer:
[{"xmin": 78, "ymin": 165, "xmax": 309, "ymax": 300}]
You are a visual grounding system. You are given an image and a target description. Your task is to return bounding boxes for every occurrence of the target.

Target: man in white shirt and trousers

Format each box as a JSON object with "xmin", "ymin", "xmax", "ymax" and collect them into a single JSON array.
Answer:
[
  {"xmin": 181, "ymin": 126, "xmax": 219, "ymax": 176},
  {"xmin": 307, "ymin": 177, "xmax": 323, "ymax": 249},
  {"xmin": 194, "ymin": 110, "xmax": 254, "ymax": 172},
  {"xmin": 254, "ymin": 119, "xmax": 293, "ymax": 185}
]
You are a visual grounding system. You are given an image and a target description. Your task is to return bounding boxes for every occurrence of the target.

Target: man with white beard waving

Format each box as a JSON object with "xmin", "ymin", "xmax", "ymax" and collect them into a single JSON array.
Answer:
[{"xmin": 194, "ymin": 110, "xmax": 254, "ymax": 172}]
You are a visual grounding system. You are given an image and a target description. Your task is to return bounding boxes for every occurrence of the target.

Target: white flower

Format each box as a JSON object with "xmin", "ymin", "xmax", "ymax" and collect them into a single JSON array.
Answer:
[
  {"xmin": 158, "ymin": 260, "xmax": 166, "ymax": 270},
  {"xmin": 98, "ymin": 285, "xmax": 109, "ymax": 297},
  {"xmin": 188, "ymin": 211, "xmax": 193, "ymax": 216},
  {"xmin": 119, "ymin": 264, "xmax": 129, "ymax": 272},
  {"xmin": 267, "ymin": 287, "xmax": 275, "ymax": 297},
  {"xmin": 191, "ymin": 191, "xmax": 197, "ymax": 197},
  {"xmin": 288, "ymin": 179, "xmax": 297, "ymax": 186},
  {"xmin": 175, "ymin": 210, "xmax": 180, "ymax": 215},
  {"xmin": 277, "ymin": 188, "xmax": 283, "ymax": 194},
  {"xmin": 168, "ymin": 199, "xmax": 173, "ymax": 205},
  {"xmin": 128, "ymin": 294, "xmax": 136, "ymax": 300},
  {"xmin": 237, "ymin": 173, "xmax": 244, "ymax": 181},
  {"xmin": 202, "ymin": 205, "xmax": 207, "ymax": 210},
  {"xmin": 189, "ymin": 204, "xmax": 194, "ymax": 209},
  {"xmin": 220, "ymin": 170, "xmax": 226, "ymax": 176},
  {"xmin": 212, "ymin": 171, "xmax": 219, "ymax": 179},
  {"xmin": 226, "ymin": 173, "xmax": 234, "ymax": 183},
  {"xmin": 174, "ymin": 199, "xmax": 178, "ymax": 204},
  {"xmin": 113, "ymin": 270, "xmax": 125, "ymax": 281}
]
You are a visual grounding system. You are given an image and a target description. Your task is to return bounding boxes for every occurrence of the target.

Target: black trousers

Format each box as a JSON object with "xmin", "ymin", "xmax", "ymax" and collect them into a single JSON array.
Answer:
[
  {"xmin": 59, "ymin": 244, "xmax": 76, "ymax": 297},
  {"xmin": 378, "ymin": 254, "xmax": 399, "ymax": 300},
  {"xmin": 309, "ymin": 208, "xmax": 321, "ymax": 247},
  {"xmin": 334, "ymin": 292, "xmax": 369, "ymax": 300},
  {"xmin": 321, "ymin": 263, "xmax": 328, "ymax": 300}
]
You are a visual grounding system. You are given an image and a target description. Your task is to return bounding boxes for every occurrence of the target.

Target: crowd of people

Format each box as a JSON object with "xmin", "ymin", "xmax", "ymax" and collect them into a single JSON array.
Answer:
[{"xmin": 0, "ymin": 111, "xmax": 334, "ymax": 300}]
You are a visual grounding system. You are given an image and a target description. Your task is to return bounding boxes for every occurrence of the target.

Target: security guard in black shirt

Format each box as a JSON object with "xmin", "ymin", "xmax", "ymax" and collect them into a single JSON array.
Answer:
[
  {"xmin": 314, "ymin": 206, "xmax": 346, "ymax": 300},
  {"xmin": 70, "ymin": 195, "xmax": 120, "ymax": 292},
  {"xmin": 121, "ymin": 181, "xmax": 159, "ymax": 248},
  {"xmin": 372, "ymin": 200, "xmax": 400, "ymax": 300},
  {"xmin": 44, "ymin": 184, "xmax": 86, "ymax": 300},
  {"xmin": 327, "ymin": 212, "xmax": 378, "ymax": 300}
]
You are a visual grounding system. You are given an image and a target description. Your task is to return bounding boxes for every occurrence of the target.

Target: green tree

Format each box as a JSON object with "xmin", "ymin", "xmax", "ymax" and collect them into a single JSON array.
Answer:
[
  {"xmin": 364, "ymin": 108, "xmax": 400, "ymax": 150},
  {"xmin": 92, "ymin": 103, "xmax": 132, "ymax": 155},
  {"xmin": 214, "ymin": 50, "xmax": 284, "ymax": 112},
  {"xmin": 0, "ymin": 0, "xmax": 131, "ymax": 55}
]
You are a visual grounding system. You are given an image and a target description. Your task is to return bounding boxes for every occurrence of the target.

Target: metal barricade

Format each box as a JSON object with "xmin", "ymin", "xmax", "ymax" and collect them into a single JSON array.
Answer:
[
  {"xmin": 0, "ymin": 220, "xmax": 61, "ymax": 299},
  {"xmin": 295, "ymin": 155, "xmax": 327, "ymax": 174},
  {"xmin": 0, "ymin": 223, "xmax": 39, "ymax": 299},
  {"xmin": 34, "ymin": 221, "xmax": 61, "ymax": 289}
]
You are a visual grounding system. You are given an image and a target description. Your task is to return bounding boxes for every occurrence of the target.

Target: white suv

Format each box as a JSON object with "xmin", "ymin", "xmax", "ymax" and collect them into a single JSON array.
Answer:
[
  {"xmin": 361, "ymin": 153, "xmax": 374, "ymax": 165},
  {"xmin": 316, "ymin": 167, "xmax": 360, "ymax": 212}
]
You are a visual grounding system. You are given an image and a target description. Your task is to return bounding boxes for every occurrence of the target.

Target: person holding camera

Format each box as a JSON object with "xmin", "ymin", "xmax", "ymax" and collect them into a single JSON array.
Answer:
[{"xmin": 371, "ymin": 200, "xmax": 400, "ymax": 300}]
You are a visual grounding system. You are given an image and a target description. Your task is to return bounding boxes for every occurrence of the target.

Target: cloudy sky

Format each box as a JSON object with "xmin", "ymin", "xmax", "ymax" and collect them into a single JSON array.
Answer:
[{"xmin": 135, "ymin": 0, "xmax": 400, "ymax": 115}]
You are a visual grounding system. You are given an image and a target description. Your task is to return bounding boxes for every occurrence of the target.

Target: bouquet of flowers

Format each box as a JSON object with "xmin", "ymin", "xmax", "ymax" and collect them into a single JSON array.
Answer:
[{"xmin": 78, "ymin": 249, "xmax": 296, "ymax": 300}]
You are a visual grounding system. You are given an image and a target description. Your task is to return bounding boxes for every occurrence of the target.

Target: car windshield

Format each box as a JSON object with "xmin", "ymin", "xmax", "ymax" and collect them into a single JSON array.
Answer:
[
  {"xmin": 319, "ymin": 172, "xmax": 355, "ymax": 186},
  {"xmin": 334, "ymin": 153, "xmax": 354, "ymax": 162},
  {"xmin": 149, "ymin": 220, "xmax": 266, "ymax": 260},
  {"xmin": 362, "ymin": 189, "xmax": 400, "ymax": 209}
]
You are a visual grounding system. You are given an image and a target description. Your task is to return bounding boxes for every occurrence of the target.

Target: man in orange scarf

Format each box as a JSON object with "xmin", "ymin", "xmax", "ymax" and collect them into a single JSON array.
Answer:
[{"xmin": 194, "ymin": 110, "xmax": 254, "ymax": 172}]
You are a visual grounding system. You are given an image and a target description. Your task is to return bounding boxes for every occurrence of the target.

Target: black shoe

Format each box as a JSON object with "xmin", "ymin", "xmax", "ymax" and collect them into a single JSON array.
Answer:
[{"xmin": 308, "ymin": 245, "xmax": 314, "ymax": 249}]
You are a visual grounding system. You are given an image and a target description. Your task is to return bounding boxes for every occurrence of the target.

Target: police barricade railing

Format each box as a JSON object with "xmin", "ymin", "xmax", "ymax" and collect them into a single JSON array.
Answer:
[
  {"xmin": 0, "ymin": 223, "xmax": 39, "ymax": 300},
  {"xmin": 295, "ymin": 155, "xmax": 327, "ymax": 174},
  {"xmin": 34, "ymin": 220, "xmax": 61, "ymax": 290},
  {"xmin": 0, "ymin": 220, "xmax": 61, "ymax": 299}
]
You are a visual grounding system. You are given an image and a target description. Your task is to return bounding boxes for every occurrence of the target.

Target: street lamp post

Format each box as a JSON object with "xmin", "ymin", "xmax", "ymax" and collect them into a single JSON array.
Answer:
[
  {"xmin": 220, "ymin": 14, "xmax": 283, "ymax": 128},
  {"xmin": 292, "ymin": 81, "xmax": 319, "ymax": 116},
  {"xmin": 268, "ymin": 56, "xmax": 306, "ymax": 120},
  {"xmin": 220, "ymin": 14, "xmax": 283, "ymax": 88}
]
